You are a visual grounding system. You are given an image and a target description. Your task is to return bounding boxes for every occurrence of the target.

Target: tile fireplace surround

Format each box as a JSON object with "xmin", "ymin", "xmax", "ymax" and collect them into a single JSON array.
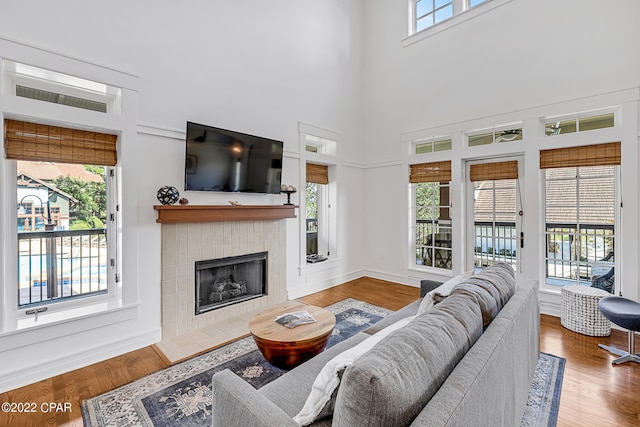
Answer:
[{"xmin": 154, "ymin": 205, "xmax": 296, "ymax": 362}]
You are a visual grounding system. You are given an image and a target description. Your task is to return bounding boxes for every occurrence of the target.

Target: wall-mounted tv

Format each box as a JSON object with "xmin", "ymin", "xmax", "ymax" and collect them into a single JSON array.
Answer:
[{"xmin": 184, "ymin": 121, "xmax": 283, "ymax": 194}]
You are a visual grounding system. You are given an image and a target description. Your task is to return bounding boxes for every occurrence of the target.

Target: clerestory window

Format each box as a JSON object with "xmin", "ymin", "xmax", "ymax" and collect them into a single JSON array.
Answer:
[{"xmin": 411, "ymin": 0, "xmax": 491, "ymax": 34}]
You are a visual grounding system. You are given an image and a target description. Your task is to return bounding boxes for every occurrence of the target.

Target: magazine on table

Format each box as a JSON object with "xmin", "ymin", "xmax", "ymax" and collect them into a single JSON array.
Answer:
[{"xmin": 274, "ymin": 310, "xmax": 317, "ymax": 328}]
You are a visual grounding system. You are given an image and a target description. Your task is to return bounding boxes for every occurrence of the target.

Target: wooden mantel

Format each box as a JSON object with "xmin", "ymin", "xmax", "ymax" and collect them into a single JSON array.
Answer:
[{"xmin": 153, "ymin": 204, "xmax": 298, "ymax": 224}]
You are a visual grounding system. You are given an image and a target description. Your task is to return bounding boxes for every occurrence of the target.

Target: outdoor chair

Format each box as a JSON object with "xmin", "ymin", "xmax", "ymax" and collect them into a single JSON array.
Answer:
[
  {"xmin": 591, "ymin": 267, "xmax": 614, "ymax": 294},
  {"xmin": 598, "ymin": 296, "xmax": 640, "ymax": 364}
]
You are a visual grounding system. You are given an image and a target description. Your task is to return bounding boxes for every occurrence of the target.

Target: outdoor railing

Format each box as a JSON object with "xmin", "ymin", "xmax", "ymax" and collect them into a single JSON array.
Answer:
[
  {"xmin": 17, "ymin": 228, "xmax": 108, "ymax": 307},
  {"xmin": 545, "ymin": 223, "xmax": 614, "ymax": 286}
]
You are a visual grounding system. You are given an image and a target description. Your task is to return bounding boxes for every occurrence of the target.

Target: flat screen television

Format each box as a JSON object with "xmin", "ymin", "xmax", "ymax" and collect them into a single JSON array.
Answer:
[{"xmin": 184, "ymin": 121, "xmax": 283, "ymax": 194}]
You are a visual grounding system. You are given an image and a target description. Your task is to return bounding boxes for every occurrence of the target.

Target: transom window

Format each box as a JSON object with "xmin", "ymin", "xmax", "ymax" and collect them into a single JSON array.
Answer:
[
  {"xmin": 544, "ymin": 112, "xmax": 614, "ymax": 136},
  {"xmin": 468, "ymin": 126, "xmax": 522, "ymax": 147},
  {"xmin": 415, "ymin": 137, "xmax": 452, "ymax": 154}
]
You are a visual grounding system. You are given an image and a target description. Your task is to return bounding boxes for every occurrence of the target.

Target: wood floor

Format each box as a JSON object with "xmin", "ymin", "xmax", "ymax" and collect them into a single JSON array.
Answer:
[{"xmin": 1, "ymin": 277, "xmax": 639, "ymax": 426}]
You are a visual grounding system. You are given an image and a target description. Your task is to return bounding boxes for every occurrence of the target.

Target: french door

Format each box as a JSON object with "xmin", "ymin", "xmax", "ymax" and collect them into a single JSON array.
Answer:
[{"xmin": 466, "ymin": 157, "xmax": 524, "ymax": 274}]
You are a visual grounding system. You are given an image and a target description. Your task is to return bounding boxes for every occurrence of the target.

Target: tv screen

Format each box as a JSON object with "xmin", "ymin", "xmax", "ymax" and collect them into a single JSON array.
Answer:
[{"xmin": 184, "ymin": 122, "xmax": 283, "ymax": 194}]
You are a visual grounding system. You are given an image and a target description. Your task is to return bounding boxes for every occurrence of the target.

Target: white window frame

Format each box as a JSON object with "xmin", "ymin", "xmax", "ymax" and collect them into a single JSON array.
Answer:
[
  {"xmin": 14, "ymin": 161, "xmax": 118, "ymax": 309},
  {"xmin": 404, "ymin": 0, "xmax": 515, "ymax": 46},
  {"xmin": 0, "ymin": 37, "xmax": 137, "ymax": 338},
  {"xmin": 542, "ymin": 164, "xmax": 619, "ymax": 291},
  {"xmin": 411, "ymin": 180, "xmax": 453, "ymax": 272},
  {"xmin": 298, "ymin": 123, "xmax": 340, "ymax": 271},
  {"xmin": 3, "ymin": 60, "xmax": 122, "ymax": 115}
]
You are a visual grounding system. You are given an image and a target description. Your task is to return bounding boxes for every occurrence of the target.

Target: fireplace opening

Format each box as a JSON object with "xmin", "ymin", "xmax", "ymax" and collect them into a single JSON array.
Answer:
[{"xmin": 195, "ymin": 251, "xmax": 268, "ymax": 315}]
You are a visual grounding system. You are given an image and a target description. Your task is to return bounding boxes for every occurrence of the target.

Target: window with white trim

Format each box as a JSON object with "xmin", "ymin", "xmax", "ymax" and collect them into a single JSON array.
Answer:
[
  {"xmin": 299, "ymin": 123, "xmax": 340, "ymax": 265},
  {"xmin": 411, "ymin": 0, "xmax": 491, "ymax": 34},
  {"xmin": 542, "ymin": 143, "xmax": 619, "ymax": 293},
  {"xmin": 6, "ymin": 120, "xmax": 118, "ymax": 308},
  {"xmin": 414, "ymin": 137, "xmax": 452, "ymax": 154},
  {"xmin": 467, "ymin": 125, "xmax": 522, "ymax": 147},
  {"xmin": 410, "ymin": 161, "xmax": 452, "ymax": 270},
  {"xmin": 2, "ymin": 58, "xmax": 124, "ymax": 319}
]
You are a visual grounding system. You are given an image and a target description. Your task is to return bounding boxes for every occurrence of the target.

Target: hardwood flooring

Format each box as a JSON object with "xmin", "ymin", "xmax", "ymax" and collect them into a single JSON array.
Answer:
[{"xmin": 1, "ymin": 277, "xmax": 639, "ymax": 426}]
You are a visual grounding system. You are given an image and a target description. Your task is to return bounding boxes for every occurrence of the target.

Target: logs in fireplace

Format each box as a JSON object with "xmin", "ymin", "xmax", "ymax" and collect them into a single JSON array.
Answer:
[{"xmin": 195, "ymin": 251, "xmax": 267, "ymax": 315}]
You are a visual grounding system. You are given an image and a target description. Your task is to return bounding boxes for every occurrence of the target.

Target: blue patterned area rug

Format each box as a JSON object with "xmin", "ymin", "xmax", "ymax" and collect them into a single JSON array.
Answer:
[
  {"xmin": 521, "ymin": 352, "xmax": 565, "ymax": 427},
  {"xmin": 82, "ymin": 299, "xmax": 564, "ymax": 426}
]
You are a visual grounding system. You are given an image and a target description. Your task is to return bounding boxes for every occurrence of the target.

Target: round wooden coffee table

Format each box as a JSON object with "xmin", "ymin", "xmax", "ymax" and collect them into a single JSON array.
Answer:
[{"xmin": 249, "ymin": 303, "xmax": 336, "ymax": 369}]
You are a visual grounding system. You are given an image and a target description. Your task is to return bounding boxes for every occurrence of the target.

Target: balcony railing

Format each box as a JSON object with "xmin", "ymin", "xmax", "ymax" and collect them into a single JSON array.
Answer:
[
  {"xmin": 18, "ymin": 228, "xmax": 108, "ymax": 307},
  {"xmin": 473, "ymin": 221, "xmax": 517, "ymax": 269},
  {"xmin": 545, "ymin": 223, "xmax": 614, "ymax": 286},
  {"xmin": 416, "ymin": 220, "xmax": 614, "ymax": 284}
]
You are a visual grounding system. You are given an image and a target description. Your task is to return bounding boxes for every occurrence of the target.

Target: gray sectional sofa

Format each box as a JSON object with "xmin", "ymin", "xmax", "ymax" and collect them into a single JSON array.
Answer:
[{"xmin": 212, "ymin": 262, "xmax": 540, "ymax": 426}]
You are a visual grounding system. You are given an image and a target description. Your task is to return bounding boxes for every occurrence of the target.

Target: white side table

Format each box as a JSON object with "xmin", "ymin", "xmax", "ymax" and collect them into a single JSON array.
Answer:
[{"xmin": 561, "ymin": 285, "xmax": 611, "ymax": 336}]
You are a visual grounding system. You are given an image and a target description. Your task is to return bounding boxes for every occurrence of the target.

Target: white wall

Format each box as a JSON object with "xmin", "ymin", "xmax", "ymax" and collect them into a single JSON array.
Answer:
[
  {"xmin": 0, "ymin": 0, "xmax": 366, "ymax": 392},
  {"xmin": 2, "ymin": 0, "xmax": 639, "ymax": 392},
  {"xmin": 360, "ymin": 0, "xmax": 640, "ymax": 310}
]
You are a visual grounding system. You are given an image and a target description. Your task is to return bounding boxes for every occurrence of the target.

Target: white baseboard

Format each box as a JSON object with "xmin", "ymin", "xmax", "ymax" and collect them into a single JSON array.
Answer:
[
  {"xmin": 288, "ymin": 269, "xmax": 421, "ymax": 300},
  {"xmin": 288, "ymin": 269, "xmax": 364, "ymax": 299},
  {"xmin": 0, "ymin": 328, "xmax": 161, "ymax": 394},
  {"xmin": 360, "ymin": 269, "xmax": 419, "ymax": 288}
]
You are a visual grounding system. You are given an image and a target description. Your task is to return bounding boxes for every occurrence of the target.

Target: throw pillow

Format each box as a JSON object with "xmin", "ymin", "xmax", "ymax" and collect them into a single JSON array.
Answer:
[
  {"xmin": 417, "ymin": 271, "xmax": 473, "ymax": 315},
  {"xmin": 292, "ymin": 315, "xmax": 416, "ymax": 426}
]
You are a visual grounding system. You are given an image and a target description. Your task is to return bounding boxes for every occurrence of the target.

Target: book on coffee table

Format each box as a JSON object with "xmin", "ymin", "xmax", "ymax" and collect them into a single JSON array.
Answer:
[{"xmin": 274, "ymin": 310, "xmax": 317, "ymax": 329}]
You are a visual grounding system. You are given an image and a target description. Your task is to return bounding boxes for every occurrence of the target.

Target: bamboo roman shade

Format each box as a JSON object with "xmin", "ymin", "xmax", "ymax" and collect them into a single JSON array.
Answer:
[
  {"xmin": 409, "ymin": 161, "xmax": 451, "ymax": 183},
  {"xmin": 469, "ymin": 160, "xmax": 518, "ymax": 182},
  {"xmin": 4, "ymin": 119, "xmax": 117, "ymax": 166},
  {"xmin": 540, "ymin": 142, "xmax": 620, "ymax": 169},
  {"xmin": 306, "ymin": 163, "xmax": 329, "ymax": 185}
]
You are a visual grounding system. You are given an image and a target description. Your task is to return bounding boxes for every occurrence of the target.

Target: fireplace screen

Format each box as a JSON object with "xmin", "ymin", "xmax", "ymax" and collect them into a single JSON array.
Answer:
[{"xmin": 195, "ymin": 251, "xmax": 267, "ymax": 315}]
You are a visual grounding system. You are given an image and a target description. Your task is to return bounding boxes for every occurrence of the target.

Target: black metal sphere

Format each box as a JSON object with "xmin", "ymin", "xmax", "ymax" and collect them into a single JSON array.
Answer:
[{"xmin": 157, "ymin": 186, "xmax": 180, "ymax": 205}]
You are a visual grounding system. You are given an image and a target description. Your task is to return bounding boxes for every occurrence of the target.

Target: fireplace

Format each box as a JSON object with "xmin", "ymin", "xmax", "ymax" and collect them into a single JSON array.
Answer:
[{"xmin": 195, "ymin": 251, "xmax": 268, "ymax": 315}]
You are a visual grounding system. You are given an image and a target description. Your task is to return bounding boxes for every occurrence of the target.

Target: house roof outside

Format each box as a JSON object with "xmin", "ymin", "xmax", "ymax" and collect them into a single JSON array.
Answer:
[
  {"xmin": 17, "ymin": 161, "xmax": 104, "ymax": 183},
  {"xmin": 17, "ymin": 173, "xmax": 78, "ymax": 203},
  {"xmin": 473, "ymin": 167, "xmax": 615, "ymax": 226}
]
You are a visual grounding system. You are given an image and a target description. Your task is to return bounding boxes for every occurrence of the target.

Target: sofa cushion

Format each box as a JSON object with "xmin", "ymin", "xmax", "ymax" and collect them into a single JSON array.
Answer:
[
  {"xmin": 259, "ymin": 332, "xmax": 370, "ymax": 418},
  {"xmin": 450, "ymin": 283, "xmax": 499, "ymax": 329},
  {"xmin": 464, "ymin": 262, "xmax": 515, "ymax": 309},
  {"xmin": 332, "ymin": 293, "xmax": 483, "ymax": 427},
  {"xmin": 293, "ymin": 315, "xmax": 416, "ymax": 426}
]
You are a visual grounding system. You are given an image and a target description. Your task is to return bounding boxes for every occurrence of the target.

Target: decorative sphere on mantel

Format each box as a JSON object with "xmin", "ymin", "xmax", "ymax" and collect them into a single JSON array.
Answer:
[{"xmin": 157, "ymin": 186, "xmax": 180, "ymax": 205}]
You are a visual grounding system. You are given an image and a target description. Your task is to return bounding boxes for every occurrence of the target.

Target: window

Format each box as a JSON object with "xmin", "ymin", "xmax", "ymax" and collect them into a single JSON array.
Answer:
[
  {"xmin": 415, "ymin": 0, "xmax": 454, "ymax": 32},
  {"xmin": 468, "ymin": 126, "xmax": 522, "ymax": 147},
  {"xmin": 306, "ymin": 163, "xmax": 329, "ymax": 261},
  {"xmin": 6, "ymin": 120, "xmax": 117, "ymax": 308},
  {"xmin": 4, "ymin": 60, "xmax": 122, "ymax": 114},
  {"xmin": 545, "ymin": 112, "xmax": 615, "ymax": 136},
  {"xmin": 541, "ymin": 143, "xmax": 619, "ymax": 293},
  {"xmin": 410, "ymin": 0, "xmax": 498, "ymax": 36},
  {"xmin": 415, "ymin": 137, "xmax": 452, "ymax": 154},
  {"xmin": 469, "ymin": 160, "xmax": 520, "ymax": 271},
  {"xmin": 410, "ymin": 161, "xmax": 452, "ymax": 270}
]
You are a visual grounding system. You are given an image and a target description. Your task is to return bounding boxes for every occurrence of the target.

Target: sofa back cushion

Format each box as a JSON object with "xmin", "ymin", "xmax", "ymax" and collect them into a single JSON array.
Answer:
[
  {"xmin": 463, "ymin": 262, "xmax": 516, "ymax": 309},
  {"xmin": 332, "ymin": 293, "xmax": 483, "ymax": 427},
  {"xmin": 449, "ymin": 283, "xmax": 499, "ymax": 329}
]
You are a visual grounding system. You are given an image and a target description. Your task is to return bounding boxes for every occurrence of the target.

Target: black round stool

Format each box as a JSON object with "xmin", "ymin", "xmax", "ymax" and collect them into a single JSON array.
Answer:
[{"xmin": 597, "ymin": 296, "xmax": 640, "ymax": 364}]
